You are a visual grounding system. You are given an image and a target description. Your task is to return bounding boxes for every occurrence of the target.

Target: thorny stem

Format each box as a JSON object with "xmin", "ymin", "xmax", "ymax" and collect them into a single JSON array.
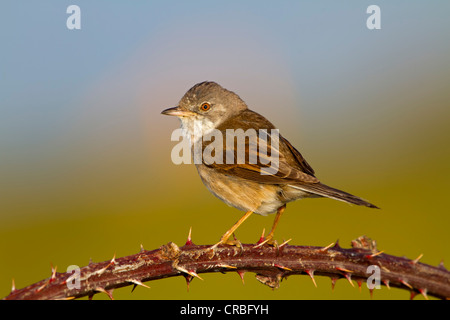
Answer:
[{"xmin": 3, "ymin": 236, "xmax": 450, "ymax": 300}]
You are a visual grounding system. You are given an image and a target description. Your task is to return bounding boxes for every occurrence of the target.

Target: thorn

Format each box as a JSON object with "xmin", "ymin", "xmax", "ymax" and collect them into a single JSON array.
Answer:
[
  {"xmin": 98, "ymin": 265, "xmax": 109, "ymax": 275},
  {"xmin": 185, "ymin": 227, "xmax": 193, "ymax": 246},
  {"xmin": 95, "ymin": 287, "xmax": 114, "ymax": 300},
  {"xmin": 11, "ymin": 278, "xmax": 16, "ymax": 292},
  {"xmin": 369, "ymin": 288, "xmax": 374, "ymax": 299},
  {"xmin": 319, "ymin": 242, "xmax": 334, "ymax": 252},
  {"xmin": 343, "ymin": 273, "xmax": 354, "ymax": 287},
  {"xmin": 336, "ymin": 267, "xmax": 353, "ymax": 273},
  {"xmin": 357, "ymin": 279, "xmax": 362, "ymax": 292},
  {"xmin": 333, "ymin": 240, "xmax": 341, "ymax": 249},
  {"xmin": 88, "ymin": 258, "xmax": 94, "ymax": 266},
  {"xmin": 35, "ymin": 263, "xmax": 58, "ymax": 291},
  {"xmin": 98, "ymin": 254, "xmax": 116, "ymax": 275},
  {"xmin": 131, "ymin": 284, "xmax": 137, "ymax": 293},
  {"xmin": 218, "ymin": 264, "xmax": 237, "ymax": 269},
  {"xmin": 188, "ymin": 270, "xmax": 203, "ymax": 281},
  {"xmin": 279, "ymin": 238, "xmax": 292, "ymax": 248},
  {"xmin": 365, "ymin": 250, "xmax": 384, "ymax": 259},
  {"xmin": 274, "ymin": 264, "xmax": 292, "ymax": 271},
  {"xmin": 256, "ymin": 228, "xmax": 266, "ymax": 245},
  {"xmin": 336, "ymin": 267, "xmax": 354, "ymax": 287},
  {"xmin": 139, "ymin": 244, "xmax": 145, "ymax": 253},
  {"xmin": 383, "ymin": 279, "xmax": 390, "ymax": 290},
  {"xmin": 438, "ymin": 260, "xmax": 446, "ymax": 270},
  {"xmin": 88, "ymin": 294, "xmax": 94, "ymax": 300},
  {"xmin": 400, "ymin": 279, "xmax": 413, "ymax": 290},
  {"xmin": 419, "ymin": 288, "xmax": 429, "ymax": 300},
  {"xmin": 411, "ymin": 253, "xmax": 423, "ymax": 265},
  {"xmin": 330, "ymin": 277, "xmax": 338, "ymax": 291},
  {"xmin": 410, "ymin": 290, "xmax": 417, "ymax": 300},
  {"xmin": 184, "ymin": 274, "xmax": 194, "ymax": 292},
  {"xmin": 237, "ymin": 270, "xmax": 245, "ymax": 285},
  {"xmin": 51, "ymin": 264, "xmax": 57, "ymax": 281},
  {"xmin": 127, "ymin": 279, "xmax": 150, "ymax": 289},
  {"xmin": 305, "ymin": 270, "xmax": 317, "ymax": 288},
  {"xmin": 36, "ymin": 263, "xmax": 57, "ymax": 293},
  {"xmin": 253, "ymin": 238, "xmax": 270, "ymax": 248},
  {"xmin": 175, "ymin": 264, "xmax": 203, "ymax": 280}
]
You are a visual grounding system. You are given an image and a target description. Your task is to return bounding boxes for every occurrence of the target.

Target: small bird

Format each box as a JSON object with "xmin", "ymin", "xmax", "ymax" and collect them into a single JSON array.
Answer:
[{"xmin": 162, "ymin": 81, "xmax": 378, "ymax": 246}]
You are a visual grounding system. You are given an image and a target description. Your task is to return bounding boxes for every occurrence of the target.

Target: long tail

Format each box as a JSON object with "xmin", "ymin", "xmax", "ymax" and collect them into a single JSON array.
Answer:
[{"xmin": 289, "ymin": 183, "xmax": 379, "ymax": 209}]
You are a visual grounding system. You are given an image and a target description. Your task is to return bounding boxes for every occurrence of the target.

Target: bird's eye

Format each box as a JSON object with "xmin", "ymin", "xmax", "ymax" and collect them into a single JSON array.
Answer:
[{"xmin": 200, "ymin": 103, "xmax": 211, "ymax": 111}]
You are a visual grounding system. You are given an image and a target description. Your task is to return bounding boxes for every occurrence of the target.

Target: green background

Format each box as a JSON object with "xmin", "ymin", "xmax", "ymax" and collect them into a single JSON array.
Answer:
[{"xmin": 1, "ymin": 1, "xmax": 449, "ymax": 300}]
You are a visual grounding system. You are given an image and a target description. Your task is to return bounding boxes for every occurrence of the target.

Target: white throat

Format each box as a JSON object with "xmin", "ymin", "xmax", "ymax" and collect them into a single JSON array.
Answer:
[{"xmin": 179, "ymin": 117, "xmax": 216, "ymax": 147}]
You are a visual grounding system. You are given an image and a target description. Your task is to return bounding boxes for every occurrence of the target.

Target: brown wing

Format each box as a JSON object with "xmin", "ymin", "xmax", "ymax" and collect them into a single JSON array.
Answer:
[
  {"xmin": 279, "ymin": 135, "xmax": 315, "ymax": 177},
  {"xmin": 201, "ymin": 110, "xmax": 319, "ymax": 185}
]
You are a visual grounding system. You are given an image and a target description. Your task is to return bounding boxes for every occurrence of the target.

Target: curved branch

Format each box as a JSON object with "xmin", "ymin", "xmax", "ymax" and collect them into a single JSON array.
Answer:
[{"xmin": 3, "ymin": 236, "xmax": 450, "ymax": 300}]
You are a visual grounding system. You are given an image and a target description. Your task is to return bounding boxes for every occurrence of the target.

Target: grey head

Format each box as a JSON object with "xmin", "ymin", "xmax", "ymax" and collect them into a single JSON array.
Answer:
[{"xmin": 161, "ymin": 82, "xmax": 248, "ymax": 134}]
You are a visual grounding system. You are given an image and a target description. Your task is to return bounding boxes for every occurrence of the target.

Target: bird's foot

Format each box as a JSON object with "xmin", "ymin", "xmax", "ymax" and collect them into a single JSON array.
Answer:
[
  {"xmin": 209, "ymin": 210, "xmax": 252, "ymax": 256},
  {"xmin": 211, "ymin": 233, "xmax": 242, "ymax": 250},
  {"xmin": 208, "ymin": 234, "xmax": 243, "ymax": 258},
  {"xmin": 254, "ymin": 236, "xmax": 278, "ymax": 248},
  {"xmin": 253, "ymin": 229, "xmax": 278, "ymax": 248}
]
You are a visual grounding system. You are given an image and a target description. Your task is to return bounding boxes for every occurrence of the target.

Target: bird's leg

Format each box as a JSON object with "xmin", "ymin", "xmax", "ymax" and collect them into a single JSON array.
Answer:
[
  {"xmin": 212, "ymin": 211, "xmax": 253, "ymax": 248},
  {"xmin": 265, "ymin": 204, "xmax": 286, "ymax": 245}
]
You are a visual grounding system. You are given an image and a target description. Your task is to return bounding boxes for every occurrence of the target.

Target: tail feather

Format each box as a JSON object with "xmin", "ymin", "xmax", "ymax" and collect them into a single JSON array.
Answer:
[{"xmin": 289, "ymin": 183, "xmax": 379, "ymax": 209}]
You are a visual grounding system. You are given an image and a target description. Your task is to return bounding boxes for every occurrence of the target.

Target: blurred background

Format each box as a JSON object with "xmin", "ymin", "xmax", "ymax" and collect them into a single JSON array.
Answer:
[{"xmin": 1, "ymin": 0, "xmax": 449, "ymax": 300}]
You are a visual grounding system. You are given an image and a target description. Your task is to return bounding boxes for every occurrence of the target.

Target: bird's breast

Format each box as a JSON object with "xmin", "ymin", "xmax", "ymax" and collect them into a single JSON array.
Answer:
[{"xmin": 195, "ymin": 164, "xmax": 284, "ymax": 215}]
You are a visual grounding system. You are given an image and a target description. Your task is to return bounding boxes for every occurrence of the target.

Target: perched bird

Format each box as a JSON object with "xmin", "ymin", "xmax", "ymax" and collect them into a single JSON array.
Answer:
[{"xmin": 162, "ymin": 81, "xmax": 378, "ymax": 246}]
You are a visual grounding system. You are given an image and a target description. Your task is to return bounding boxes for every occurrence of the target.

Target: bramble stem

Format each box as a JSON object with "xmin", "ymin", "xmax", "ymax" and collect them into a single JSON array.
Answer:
[{"xmin": 3, "ymin": 237, "xmax": 450, "ymax": 300}]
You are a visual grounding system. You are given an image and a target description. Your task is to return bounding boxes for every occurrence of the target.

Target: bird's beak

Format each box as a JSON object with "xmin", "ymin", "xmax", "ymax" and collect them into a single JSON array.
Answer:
[{"xmin": 161, "ymin": 106, "xmax": 196, "ymax": 118}]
